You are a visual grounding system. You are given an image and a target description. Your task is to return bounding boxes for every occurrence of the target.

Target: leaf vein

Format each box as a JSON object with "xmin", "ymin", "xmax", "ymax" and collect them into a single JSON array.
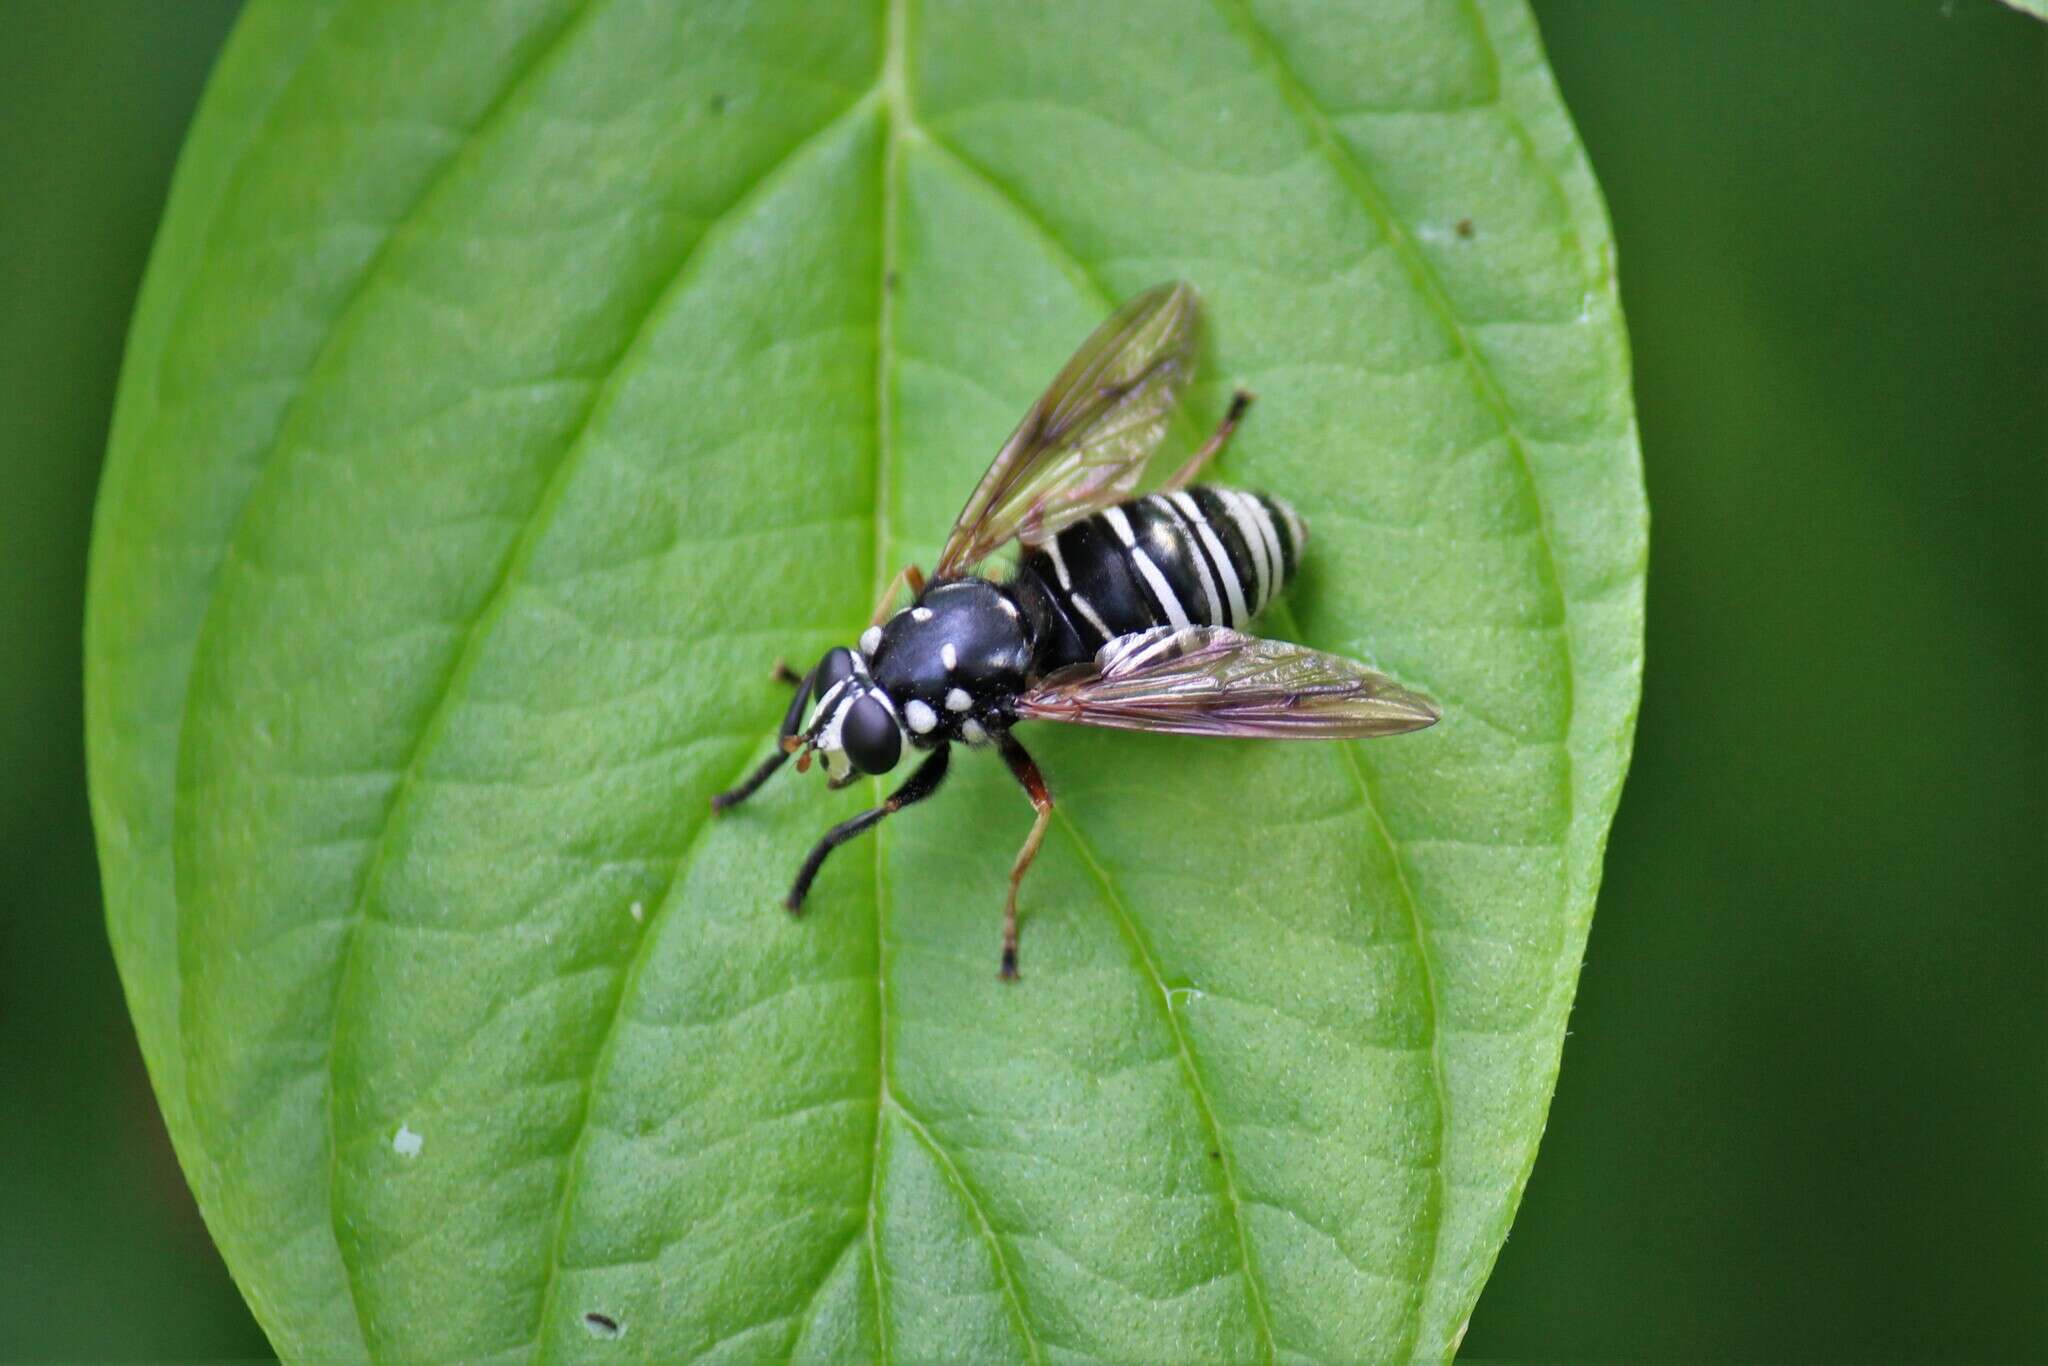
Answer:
[
  {"xmin": 1053, "ymin": 811, "xmax": 1279, "ymax": 1362},
  {"xmin": 863, "ymin": 0, "xmax": 916, "ymax": 1358},
  {"xmin": 1209, "ymin": 5, "xmax": 1594, "ymax": 1350},
  {"xmin": 889, "ymin": 1098, "xmax": 1044, "ymax": 1363},
  {"xmin": 518, "ymin": 93, "xmax": 887, "ymax": 1360},
  {"xmin": 288, "ymin": 0, "xmax": 612, "ymax": 1345}
]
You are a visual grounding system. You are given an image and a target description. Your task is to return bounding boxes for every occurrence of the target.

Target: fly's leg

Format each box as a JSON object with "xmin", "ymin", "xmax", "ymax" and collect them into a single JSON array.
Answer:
[
  {"xmin": 785, "ymin": 744, "xmax": 951, "ymax": 911},
  {"xmin": 995, "ymin": 732, "xmax": 1054, "ymax": 981},
  {"xmin": 869, "ymin": 563, "xmax": 928, "ymax": 629},
  {"xmin": 1161, "ymin": 389, "xmax": 1255, "ymax": 492},
  {"xmin": 769, "ymin": 658, "xmax": 803, "ymax": 686},
  {"xmin": 711, "ymin": 660, "xmax": 819, "ymax": 812}
]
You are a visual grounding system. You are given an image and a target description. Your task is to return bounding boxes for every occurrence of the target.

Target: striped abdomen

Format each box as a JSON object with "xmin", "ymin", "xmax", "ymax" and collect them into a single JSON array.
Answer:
[{"xmin": 1013, "ymin": 486, "xmax": 1306, "ymax": 672}]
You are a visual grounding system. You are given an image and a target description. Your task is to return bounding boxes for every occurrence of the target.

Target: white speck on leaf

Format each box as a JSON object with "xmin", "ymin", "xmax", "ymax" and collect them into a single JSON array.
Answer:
[
  {"xmin": 629, "ymin": 900, "xmax": 644, "ymax": 923},
  {"xmin": 393, "ymin": 1123, "xmax": 423, "ymax": 1158}
]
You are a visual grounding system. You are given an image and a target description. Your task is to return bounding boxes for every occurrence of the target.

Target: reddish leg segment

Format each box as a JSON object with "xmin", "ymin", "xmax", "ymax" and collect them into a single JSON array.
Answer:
[
  {"xmin": 1161, "ymin": 389, "xmax": 1255, "ymax": 491},
  {"xmin": 869, "ymin": 562, "xmax": 928, "ymax": 628},
  {"xmin": 995, "ymin": 732, "xmax": 1054, "ymax": 981}
]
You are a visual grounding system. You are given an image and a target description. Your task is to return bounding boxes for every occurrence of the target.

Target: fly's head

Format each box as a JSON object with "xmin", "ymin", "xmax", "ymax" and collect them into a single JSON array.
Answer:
[{"xmin": 791, "ymin": 645, "xmax": 902, "ymax": 787}]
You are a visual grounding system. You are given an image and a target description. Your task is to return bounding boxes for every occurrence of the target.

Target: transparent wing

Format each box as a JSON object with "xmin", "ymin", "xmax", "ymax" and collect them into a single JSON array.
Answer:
[
  {"xmin": 933, "ymin": 282, "xmax": 1200, "ymax": 577},
  {"xmin": 1016, "ymin": 627, "xmax": 1442, "ymax": 739}
]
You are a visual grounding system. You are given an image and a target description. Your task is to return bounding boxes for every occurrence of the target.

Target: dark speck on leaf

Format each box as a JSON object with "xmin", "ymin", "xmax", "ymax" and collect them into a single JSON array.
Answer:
[
  {"xmin": 1455, "ymin": 217, "xmax": 1475, "ymax": 238},
  {"xmin": 708, "ymin": 91, "xmax": 729, "ymax": 114},
  {"xmin": 1209, "ymin": 1149, "xmax": 1221, "ymax": 1161},
  {"xmin": 583, "ymin": 1312, "xmax": 622, "ymax": 1339},
  {"xmin": 885, "ymin": 270, "xmax": 899, "ymax": 292}
]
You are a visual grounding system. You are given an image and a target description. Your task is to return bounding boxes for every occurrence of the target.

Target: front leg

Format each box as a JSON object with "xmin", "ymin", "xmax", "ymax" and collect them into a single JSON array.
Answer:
[
  {"xmin": 711, "ymin": 658, "xmax": 819, "ymax": 812},
  {"xmin": 785, "ymin": 744, "xmax": 951, "ymax": 911},
  {"xmin": 995, "ymin": 732, "xmax": 1054, "ymax": 981}
]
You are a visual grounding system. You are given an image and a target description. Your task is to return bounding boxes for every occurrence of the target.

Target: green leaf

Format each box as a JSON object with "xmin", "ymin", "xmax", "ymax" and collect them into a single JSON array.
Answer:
[{"xmin": 88, "ymin": 0, "xmax": 1643, "ymax": 1359}]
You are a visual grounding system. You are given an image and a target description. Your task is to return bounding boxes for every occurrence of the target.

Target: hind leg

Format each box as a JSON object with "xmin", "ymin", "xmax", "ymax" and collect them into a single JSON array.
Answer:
[
  {"xmin": 994, "ymin": 733, "xmax": 1054, "ymax": 981},
  {"xmin": 1162, "ymin": 389, "xmax": 1255, "ymax": 491}
]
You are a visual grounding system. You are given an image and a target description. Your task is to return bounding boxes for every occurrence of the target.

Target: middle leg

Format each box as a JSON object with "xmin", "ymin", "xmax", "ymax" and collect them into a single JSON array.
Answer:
[{"xmin": 711, "ymin": 659, "xmax": 818, "ymax": 812}]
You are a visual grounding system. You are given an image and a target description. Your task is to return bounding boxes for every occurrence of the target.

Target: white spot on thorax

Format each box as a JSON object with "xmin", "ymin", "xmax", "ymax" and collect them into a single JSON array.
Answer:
[
  {"xmin": 911, "ymin": 606, "xmax": 933, "ymax": 623},
  {"xmin": 905, "ymin": 699, "xmax": 937, "ymax": 734},
  {"xmin": 945, "ymin": 687, "xmax": 971, "ymax": 712},
  {"xmin": 940, "ymin": 642, "xmax": 958, "ymax": 671},
  {"xmin": 393, "ymin": 1124, "xmax": 423, "ymax": 1158},
  {"xmin": 859, "ymin": 625, "xmax": 882, "ymax": 657}
]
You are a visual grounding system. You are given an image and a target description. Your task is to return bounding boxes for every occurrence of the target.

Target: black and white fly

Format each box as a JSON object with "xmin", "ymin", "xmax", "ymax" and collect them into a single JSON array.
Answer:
[{"xmin": 712, "ymin": 282, "xmax": 1440, "ymax": 978}]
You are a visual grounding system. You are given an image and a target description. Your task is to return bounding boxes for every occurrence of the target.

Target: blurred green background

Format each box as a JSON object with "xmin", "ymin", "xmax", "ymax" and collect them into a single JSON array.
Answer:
[{"xmin": 1, "ymin": 0, "xmax": 2038, "ymax": 1357}]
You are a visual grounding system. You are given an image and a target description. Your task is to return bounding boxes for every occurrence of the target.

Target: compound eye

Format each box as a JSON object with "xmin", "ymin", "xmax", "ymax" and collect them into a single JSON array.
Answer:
[
  {"xmin": 841, "ymin": 693, "xmax": 902, "ymax": 775},
  {"xmin": 815, "ymin": 647, "xmax": 856, "ymax": 696}
]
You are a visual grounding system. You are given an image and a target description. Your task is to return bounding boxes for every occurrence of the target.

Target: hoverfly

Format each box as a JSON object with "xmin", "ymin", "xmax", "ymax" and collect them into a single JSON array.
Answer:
[{"xmin": 712, "ymin": 282, "xmax": 1440, "ymax": 978}]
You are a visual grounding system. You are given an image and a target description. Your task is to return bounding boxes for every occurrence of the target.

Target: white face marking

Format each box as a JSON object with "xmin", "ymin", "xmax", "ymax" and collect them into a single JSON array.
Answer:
[
  {"xmin": 859, "ymin": 625, "xmax": 882, "ymax": 657},
  {"xmin": 940, "ymin": 642, "xmax": 958, "ymax": 671},
  {"xmin": 905, "ymin": 699, "xmax": 937, "ymax": 734},
  {"xmin": 806, "ymin": 671, "xmax": 866, "ymax": 781},
  {"xmin": 814, "ymin": 692, "xmax": 857, "ymax": 779},
  {"xmin": 997, "ymin": 595, "xmax": 1019, "ymax": 618},
  {"xmin": 961, "ymin": 718, "xmax": 989, "ymax": 745},
  {"xmin": 911, "ymin": 606, "xmax": 933, "ymax": 623},
  {"xmin": 945, "ymin": 687, "xmax": 971, "ymax": 712}
]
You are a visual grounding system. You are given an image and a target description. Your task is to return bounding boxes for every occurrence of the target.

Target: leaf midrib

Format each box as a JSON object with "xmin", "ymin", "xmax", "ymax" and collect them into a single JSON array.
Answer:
[
  {"xmin": 517, "ymin": 92, "xmax": 885, "ymax": 1363},
  {"xmin": 867, "ymin": 0, "xmax": 906, "ymax": 1354}
]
